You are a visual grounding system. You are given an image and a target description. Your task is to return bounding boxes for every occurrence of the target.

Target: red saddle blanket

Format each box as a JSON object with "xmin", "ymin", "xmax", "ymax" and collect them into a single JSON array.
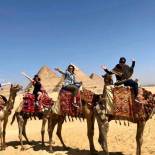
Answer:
[
  {"xmin": 59, "ymin": 89, "xmax": 82, "ymax": 116},
  {"xmin": 112, "ymin": 87, "xmax": 155, "ymax": 121},
  {"xmin": 21, "ymin": 93, "xmax": 53, "ymax": 113},
  {"xmin": 81, "ymin": 89, "xmax": 94, "ymax": 107}
]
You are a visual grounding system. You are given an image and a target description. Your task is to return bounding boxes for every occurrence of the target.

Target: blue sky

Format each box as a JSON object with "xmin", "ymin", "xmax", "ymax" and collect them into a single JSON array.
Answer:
[{"xmin": 0, "ymin": 0, "xmax": 155, "ymax": 86}]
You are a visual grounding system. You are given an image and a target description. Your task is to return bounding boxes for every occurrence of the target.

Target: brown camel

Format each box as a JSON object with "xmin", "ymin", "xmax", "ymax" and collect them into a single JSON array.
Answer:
[
  {"xmin": 94, "ymin": 73, "xmax": 155, "ymax": 155},
  {"xmin": 10, "ymin": 72, "xmax": 54, "ymax": 150},
  {"xmin": 11, "ymin": 95, "xmax": 53, "ymax": 151},
  {"xmin": 0, "ymin": 84, "xmax": 22, "ymax": 150},
  {"xmin": 47, "ymin": 89, "xmax": 99, "ymax": 155}
]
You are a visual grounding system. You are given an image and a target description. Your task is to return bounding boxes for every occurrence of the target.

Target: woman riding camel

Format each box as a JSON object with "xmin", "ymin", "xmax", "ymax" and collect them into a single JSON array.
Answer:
[
  {"xmin": 22, "ymin": 72, "xmax": 44, "ymax": 106},
  {"xmin": 32, "ymin": 75, "xmax": 44, "ymax": 106},
  {"xmin": 101, "ymin": 57, "xmax": 138, "ymax": 100},
  {"xmin": 55, "ymin": 64, "xmax": 82, "ymax": 108}
]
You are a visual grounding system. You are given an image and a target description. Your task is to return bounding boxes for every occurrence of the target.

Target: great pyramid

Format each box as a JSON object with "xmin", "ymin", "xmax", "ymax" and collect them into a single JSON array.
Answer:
[{"xmin": 25, "ymin": 66, "xmax": 61, "ymax": 93}]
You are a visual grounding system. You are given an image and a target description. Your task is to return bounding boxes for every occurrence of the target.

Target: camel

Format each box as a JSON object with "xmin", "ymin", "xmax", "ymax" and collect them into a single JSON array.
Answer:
[
  {"xmin": 10, "ymin": 93, "xmax": 53, "ymax": 151},
  {"xmin": 0, "ymin": 84, "xmax": 22, "ymax": 150},
  {"xmin": 47, "ymin": 88, "xmax": 100, "ymax": 155},
  {"xmin": 94, "ymin": 73, "xmax": 155, "ymax": 155}
]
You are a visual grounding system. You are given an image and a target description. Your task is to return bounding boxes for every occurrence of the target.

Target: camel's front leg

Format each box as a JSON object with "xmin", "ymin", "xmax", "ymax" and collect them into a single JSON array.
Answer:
[
  {"xmin": 17, "ymin": 116, "xmax": 25, "ymax": 151},
  {"xmin": 41, "ymin": 117, "xmax": 47, "ymax": 146},
  {"xmin": 56, "ymin": 116, "xmax": 68, "ymax": 149},
  {"xmin": 136, "ymin": 121, "xmax": 146, "ymax": 155},
  {"xmin": 22, "ymin": 119, "xmax": 30, "ymax": 144},
  {"xmin": 2, "ymin": 118, "xmax": 8, "ymax": 150},
  {"xmin": 0, "ymin": 121, "xmax": 3, "ymax": 150},
  {"xmin": 94, "ymin": 107, "xmax": 109, "ymax": 155},
  {"xmin": 85, "ymin": 109, "xmax": 97, "ymax": 155},
  {"xmin": 48, "ymin": 114, "xmax": 58, "ymax": 153}
]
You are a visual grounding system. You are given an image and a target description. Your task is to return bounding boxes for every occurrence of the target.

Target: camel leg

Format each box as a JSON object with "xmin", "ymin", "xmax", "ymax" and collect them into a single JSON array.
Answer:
[
  {"xmin": 136, "ymin": 121, "xmax": 146, "ymax": 155},
  {"xmin": 56, "ymin": 116, "xmax": 68, "ymax": 149},
  {"xmin": 2, "ymin": 118, "xmax": 8, "ymax": 150},
  {"xmin": 22, "ymin": 119, "xmax": 30, "ymax": 144},
  {"xmin": 17, "ymin": 115, "xmax": 25, "ymax": 151},
  {"xmin": 48, "ymin": 114, "xmax": 58, "ymax": 153},
  {"xmin": 95, "ymin": 109, "xmax": 109, "ymax": 155},
  {"xmin": 0, "ymin": 121, "xmax": 2, "ymax": 150},
  {"xmin": 41, "ymin": 117, "xmax": 47, "ymax": 146},
  {"xmin": 85, "ymin": 110, "xmax": 97, "ymax": 155}
]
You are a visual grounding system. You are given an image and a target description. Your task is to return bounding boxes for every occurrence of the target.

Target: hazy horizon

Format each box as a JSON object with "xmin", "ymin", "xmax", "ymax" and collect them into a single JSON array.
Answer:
[{"xmin": 0, "ymin": 0, "xmax": 155, "ymax": 86}]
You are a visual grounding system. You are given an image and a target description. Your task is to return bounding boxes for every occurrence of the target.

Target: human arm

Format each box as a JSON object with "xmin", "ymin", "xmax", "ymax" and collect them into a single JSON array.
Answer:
[
  {"xmin": 21, "ymin": 72, "xmax": 33, "ymax": 82},
  {"xmin": 100, "ymin": 65, "xmax": 113, "ymax": 74},
  {"xmin": 131, "ymin": 58, "xmax": 135, "ymax": 69},
  {"xmin": 54, "ymin": 67, "xmax": 66, "ymax": 75}
]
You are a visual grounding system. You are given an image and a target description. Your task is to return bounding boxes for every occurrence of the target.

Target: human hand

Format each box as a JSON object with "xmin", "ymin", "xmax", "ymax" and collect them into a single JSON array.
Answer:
[
  {"xmin": 132, "ymin": 58, "xmax": 135, "ymax": 62},
  {"xmin": 79, "ymin": 81, "xmax": 83, "ymax": 85},
  {"xmin": 55, "ymin": 67, "xmax": 60, "ymax": 72},
  {"xmin": 101, "ymin": 65, "xmax": 107, "ymax": 70}
]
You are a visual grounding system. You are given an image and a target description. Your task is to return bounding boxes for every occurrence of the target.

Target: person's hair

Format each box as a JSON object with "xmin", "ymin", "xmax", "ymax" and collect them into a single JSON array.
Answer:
[
  {"xmin": 67, "ymin": 64, "xmax": 75, "ymax": 73},
  {"xmin": 119, "ymin": 57, "xmax": 126, "ymax": 64},
  {"xmin": 33, "ymin": 75, "xmax": 41, "ymax": 81}
]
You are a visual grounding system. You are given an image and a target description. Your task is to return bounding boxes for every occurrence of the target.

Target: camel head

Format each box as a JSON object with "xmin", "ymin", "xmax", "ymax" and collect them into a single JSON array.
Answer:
[
  {"xmin": 102, "ymin": 73, "xmax": 113, "ymax": 85},
  {"xmin": 10, "ymin": 84, "xmax": 23, "ymax": 95}
]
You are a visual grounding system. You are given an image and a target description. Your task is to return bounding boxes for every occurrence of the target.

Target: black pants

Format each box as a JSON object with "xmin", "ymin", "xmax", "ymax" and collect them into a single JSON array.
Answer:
[{"xmin": 124, "ymin": 79, "xmax": 138, "ymax": 97}]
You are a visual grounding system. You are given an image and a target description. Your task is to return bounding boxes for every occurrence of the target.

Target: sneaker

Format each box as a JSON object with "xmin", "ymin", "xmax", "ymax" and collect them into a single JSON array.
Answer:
[
  {"xmin": 35, "ymin": 101, "xmax": 39, "ymax": 106},
  {"xmin": 135, "ymin": 99, "xmax": 141, "ymax": 103},
  {"xmin": 72, "ymin": 102, "xmax": 79, "ymax": 108}
]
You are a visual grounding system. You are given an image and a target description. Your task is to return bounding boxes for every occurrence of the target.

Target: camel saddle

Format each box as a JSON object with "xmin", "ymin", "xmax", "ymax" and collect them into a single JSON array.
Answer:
[
  {"xmin": 104, "ymin": 86, "xmax": 155, "ymax": 121},
  {"xmin": 21, "ymin": 92, "xmax": 53, "ymax": 115},
  {"xmin": 59, "ymin": 88, "xmax": 82, "ymax": 117}
]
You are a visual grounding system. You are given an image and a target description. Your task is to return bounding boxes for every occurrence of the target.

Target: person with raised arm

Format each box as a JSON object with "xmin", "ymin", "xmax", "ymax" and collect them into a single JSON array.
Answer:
[{"xmin": 55, "ymin": 64, "xmax": 82, "ymax": 108}]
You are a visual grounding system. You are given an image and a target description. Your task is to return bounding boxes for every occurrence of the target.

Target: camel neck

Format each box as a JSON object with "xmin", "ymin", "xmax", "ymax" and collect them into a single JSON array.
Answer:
[{"xmin": 6, "ymin": 92, "xmax": 17, "ymax": 113}]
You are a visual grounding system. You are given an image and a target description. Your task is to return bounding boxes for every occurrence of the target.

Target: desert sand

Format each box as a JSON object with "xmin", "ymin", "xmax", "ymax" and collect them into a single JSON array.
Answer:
[
  {"xmin": 0, "ymin": 86, "xmax": 155, "ymax": 155},
  {"xmin": 1, "ymin": 66, "xmax": 155, "ymax": 155}
]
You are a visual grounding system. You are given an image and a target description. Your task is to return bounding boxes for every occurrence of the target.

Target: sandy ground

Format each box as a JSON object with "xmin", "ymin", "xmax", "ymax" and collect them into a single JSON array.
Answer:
[{"xmin": 1, "ymin": 87, "xmax": 155, "ymax": 155}]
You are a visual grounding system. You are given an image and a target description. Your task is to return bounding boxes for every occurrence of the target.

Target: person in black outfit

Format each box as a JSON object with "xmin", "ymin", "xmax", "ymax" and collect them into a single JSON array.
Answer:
[
  {"xmin": 101, "ymin": 57, "xmax": 138, "ymax": 98},
  {"xmin": 32, "ymin": 75, "xmax": 43, "ymax": 106}
]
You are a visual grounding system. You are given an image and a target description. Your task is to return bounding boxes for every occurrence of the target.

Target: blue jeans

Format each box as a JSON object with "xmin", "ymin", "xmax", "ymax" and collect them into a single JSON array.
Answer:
[{"xmin": 124, "ymin": 79, "xmax": 138, "ymax": 97}]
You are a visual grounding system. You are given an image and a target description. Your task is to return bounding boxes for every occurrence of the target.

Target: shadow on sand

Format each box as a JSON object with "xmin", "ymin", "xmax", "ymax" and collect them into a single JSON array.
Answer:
[{"xmin": 6, "ymin": 140, "xmax": 125, "ymax": 155}]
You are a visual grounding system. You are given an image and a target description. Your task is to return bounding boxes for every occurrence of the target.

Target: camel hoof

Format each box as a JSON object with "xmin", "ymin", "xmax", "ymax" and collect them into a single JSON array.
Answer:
[
  {"xmin": 90, "ymin": 149, "xmax": 98, "ymax": 155},
  {"xmin": 42, "ymin": 143, "xmax": 45, "ymax": 147},
  {"xmin": 63, "ymin": 146, "xmax": 70, "ymax": 150},
  {"xmin": 52, "ymin": 140, "xmax": 55, "ymax": 145},
  {"xmin": 21, "ymin": 147, "xmax": 26, "ymax": 151},
  {"xmin": 2, "ymin": 147, "xmax": 5, "ymax": 150},
  {"xmin": 49, "ymin": 147, "xmax": 54, "ymax": 153}
]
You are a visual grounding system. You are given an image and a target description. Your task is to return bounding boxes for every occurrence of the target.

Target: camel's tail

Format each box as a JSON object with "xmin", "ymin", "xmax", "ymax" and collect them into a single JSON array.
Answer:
[{"xmin": 10, "ymin": 112, "xmax": 16, "ymax": 125}]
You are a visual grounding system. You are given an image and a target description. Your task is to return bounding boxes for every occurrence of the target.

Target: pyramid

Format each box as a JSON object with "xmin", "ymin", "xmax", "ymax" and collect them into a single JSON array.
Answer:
[
  {"xmin": 90, "ymin": 73, "xmax": 104, "ymax": 86},
  {"xmin": 73, "ymin": 65, "xmax": 104, "ymax": 94},
  {"xmin": 25, "ymin": 66, "xmax": 61, "ymax": 93}
]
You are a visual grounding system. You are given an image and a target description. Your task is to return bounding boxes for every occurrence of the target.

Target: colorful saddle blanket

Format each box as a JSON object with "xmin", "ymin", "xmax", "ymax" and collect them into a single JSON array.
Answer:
[
  {"xmin": 113, "ymin": 86, "xmax": 134, "ymax": 118},
  {"xmin": 81, "ymin": 89, "xmax": 95, "ymax": 108},
  {"xmin": 105, "ymin": 86, "xmax": 155, "ymax": 121},
  {"xmin": 21, "ymin": 93, "xmax": 53, "ymax": 113},
  {"xmin": 59, "ymin": 89, "xmax": 81, "ymax": 116}
]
